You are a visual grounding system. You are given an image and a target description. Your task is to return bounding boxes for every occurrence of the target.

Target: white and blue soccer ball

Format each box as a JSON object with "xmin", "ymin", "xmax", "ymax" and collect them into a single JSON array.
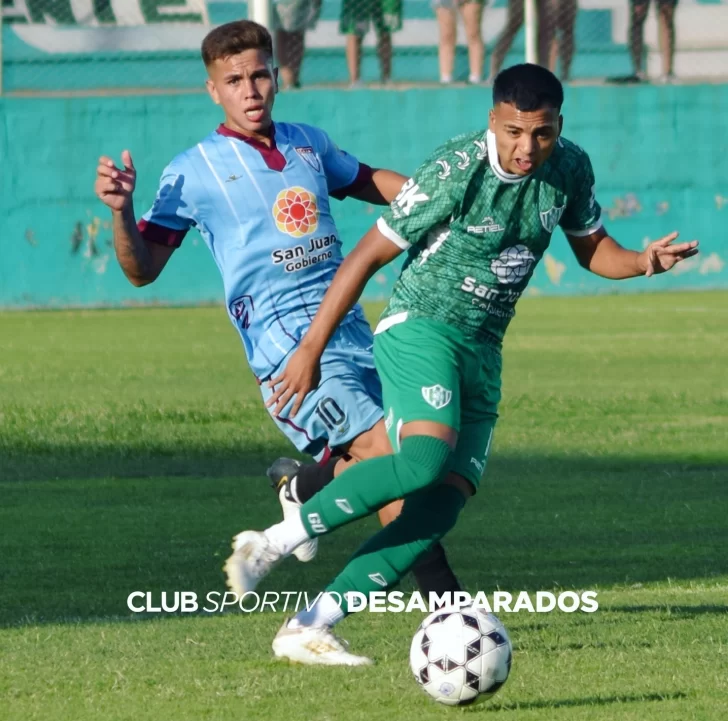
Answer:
[{"xmin": 409, "ymin": 605, "xmax": 512, "ymax": 706}]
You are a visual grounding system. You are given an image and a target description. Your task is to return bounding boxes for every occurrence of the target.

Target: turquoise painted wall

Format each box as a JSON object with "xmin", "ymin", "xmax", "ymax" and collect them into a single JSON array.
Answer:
[{"xmin": 0, "ymin": 84, "xmax": 726, "ymax": 308}]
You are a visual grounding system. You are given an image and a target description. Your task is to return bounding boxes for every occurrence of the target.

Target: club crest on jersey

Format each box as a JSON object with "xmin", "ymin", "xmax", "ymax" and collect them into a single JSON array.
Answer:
[
  {"xmin": 295, "ymin": 146, "xmax": 321, "ymax": 172},
  {"xmin": 422, "ymin": 384, "xmax": 452, "ymax": 410},
  {"xmin": 229, "ymin": 294, "xmax": 254, "ymax": 330},
  {"xmin": 272, "ymin": 186, "xmax": 319, "ymax": 238},
  {"xmin": 540, "ymin": 205, "xmax": 565, "ymax": 233}
]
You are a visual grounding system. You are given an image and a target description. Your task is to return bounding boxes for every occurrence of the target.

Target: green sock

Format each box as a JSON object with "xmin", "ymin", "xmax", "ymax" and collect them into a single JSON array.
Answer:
[
  {"xmin": 325, "ymin": 483, "xmax": 467, "ymax": 614},
  {"xmin": 299, "ymin": 435, "xmax": 452, "ymax": 536}
]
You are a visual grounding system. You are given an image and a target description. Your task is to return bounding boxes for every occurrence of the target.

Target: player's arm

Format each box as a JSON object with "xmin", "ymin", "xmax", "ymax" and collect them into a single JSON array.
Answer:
[
  {"xmin": 560, "ymin": 150, "xmax": 698, "ymax": 279},
  {"xmin": 267, "ymin": 154, "xmax": 457, "ymax": 417},
  {"xmin": 95, "ymin": 151, "xmax": 175, "ymax": 287},
  {"xmin": 567, "ymin": 228, "xmax": 698, "ymax": 279},
  {"xmin": 266, "ymin": 225, "xmax": 403, "ymax": 416},
  {"xmin": 302, "ymin": 225, "xmax": 402, "ymax": 357},
  {"xmin": 348, "ymin": 168, "xmax": 408, "ymax": 205},
  {"xmin": 112, "ymin": 206, "xmax": 175, "ymax": 287}
]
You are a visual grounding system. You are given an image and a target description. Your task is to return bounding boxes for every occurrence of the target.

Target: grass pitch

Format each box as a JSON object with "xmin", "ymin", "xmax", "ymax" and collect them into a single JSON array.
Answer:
[{"xmin": 1, "ymin": 292, "xmax": 726, "ymax": 721}]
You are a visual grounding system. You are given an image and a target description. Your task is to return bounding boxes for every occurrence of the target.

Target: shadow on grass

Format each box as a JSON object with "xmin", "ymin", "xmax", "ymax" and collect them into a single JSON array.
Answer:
[
  {"xmin": 609, "ymin": 605, "xmax": 727, "ymax": 618},
  {"xmin": 1, "ymin": 443, "xmax": 726, "ymax": 628},
  {"xmin": 485, "ymin": 691, "xmax": 689, "ymax": 713},
  {"xmin": 0, "ymin": 440, "xmax": 290, "ymax": 483}
]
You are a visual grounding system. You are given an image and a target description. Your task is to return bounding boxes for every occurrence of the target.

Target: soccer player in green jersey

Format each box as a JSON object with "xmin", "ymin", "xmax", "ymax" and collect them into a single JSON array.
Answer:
[{"xmin": 224, "ymin": 64, "xmax": 699, "ymax": 665}]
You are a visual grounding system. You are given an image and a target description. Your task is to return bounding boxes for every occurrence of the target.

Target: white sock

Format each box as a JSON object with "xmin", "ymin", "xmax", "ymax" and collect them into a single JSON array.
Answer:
[
  {"xmin": 288, "ymin": 474, "xmax": 301, "ymax": 504},
  {"xmin": 264, "ymin": 513, "xmax": 311, "ymax": 556},
  {"xmin": 469, "ymin": 74, "xmax": 482, "ymax": 84},
  {"xmin": 289, "ymin": 592, "xmax": 345, "ymax": 628},
  {"xmin": 440, "ymin": 74, "xmax": 453, "ymax": 84}
]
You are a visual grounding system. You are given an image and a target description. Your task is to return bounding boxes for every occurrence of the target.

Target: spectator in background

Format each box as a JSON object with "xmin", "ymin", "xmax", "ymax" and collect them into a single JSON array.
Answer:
[
  {"xmin": 488, "ymin": 0, "xmax": 550, "ymax": 81},
  {"xmin": 340, "ymin": 0, "xmax": 402, "ymax": 86},
  {"xmin": 273, "ymin": 0, "xmax": 322, "ymax": 89},
  {"xmin": 434, "ymin": 0, "xmax": 485, "ymax": 85},
  {"xmin": 630, "ymin": 0, "xmax": 677, "ymax": 83},
  {"xmin": 545, "ymin": 0, "xmax": 577, "ymax": 82}
]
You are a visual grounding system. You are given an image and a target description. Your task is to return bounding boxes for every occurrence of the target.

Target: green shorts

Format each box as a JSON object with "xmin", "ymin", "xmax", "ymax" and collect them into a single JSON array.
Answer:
[
  {"xmin": 340, "ymin": 0, "xmax": 403, "ymax": 35},
  {"xmin": 273, "ymin": 0, "xmax": 322, "ymax": 33},
  {"xmin": 374, "ymin": 316, "xmax": 502, "ymax": 490}
]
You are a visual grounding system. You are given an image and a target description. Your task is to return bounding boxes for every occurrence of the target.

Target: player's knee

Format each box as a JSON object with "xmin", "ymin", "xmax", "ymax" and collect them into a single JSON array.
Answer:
[
  {"xmin": 346, "ymin": 420, "xmax": 392, "ymax": 461},
  {"xmin": 394, "ymin": 435, "xmax": 452, "ymax": 494},
  {"xmin": 632, "ymin": 5, "xmax": 648, "ymax": 24}
]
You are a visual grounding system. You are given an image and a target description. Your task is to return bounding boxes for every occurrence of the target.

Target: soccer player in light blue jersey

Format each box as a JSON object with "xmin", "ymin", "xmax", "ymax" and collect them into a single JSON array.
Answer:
[{"xmin": 94, "ymin": 20, "xmax": 461, "ymax": 622}]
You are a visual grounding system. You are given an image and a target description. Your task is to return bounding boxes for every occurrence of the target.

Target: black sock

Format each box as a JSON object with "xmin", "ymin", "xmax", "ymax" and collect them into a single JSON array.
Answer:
[
  {"xmin": 293, "ymin": 456, "xmax": 340, "ymax": 503},
  {"xmin": 412, "ymin": 542, "xmax": 462, "ymax": 596}
]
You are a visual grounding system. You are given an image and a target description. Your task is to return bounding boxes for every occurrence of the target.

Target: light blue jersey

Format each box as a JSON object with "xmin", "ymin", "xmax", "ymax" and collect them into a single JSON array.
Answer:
[{"xmin": 139, "ymin": 122, "xmax": 383, "ymax": 457}]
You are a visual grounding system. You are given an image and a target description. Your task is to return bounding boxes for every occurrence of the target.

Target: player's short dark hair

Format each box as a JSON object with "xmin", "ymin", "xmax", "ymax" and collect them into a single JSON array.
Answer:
[
  {"xmin": 201, "ymin": 20, "xmax": 273, "ymax": 66},
  {"xmin": 493, "ymin": 64, "xmax": 564, "ymax": 112}
]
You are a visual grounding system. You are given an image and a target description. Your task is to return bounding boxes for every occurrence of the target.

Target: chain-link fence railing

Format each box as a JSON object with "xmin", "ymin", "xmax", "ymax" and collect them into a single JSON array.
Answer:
[{"xmin": 2, "ymin": 0, "xmax": 728, "ymax": 93}]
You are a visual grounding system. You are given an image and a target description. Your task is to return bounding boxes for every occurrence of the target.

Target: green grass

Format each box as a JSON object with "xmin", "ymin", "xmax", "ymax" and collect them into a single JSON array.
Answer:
[{"xmin": 1, "ymin": 292, "xmax": 727, "ymax": 721}]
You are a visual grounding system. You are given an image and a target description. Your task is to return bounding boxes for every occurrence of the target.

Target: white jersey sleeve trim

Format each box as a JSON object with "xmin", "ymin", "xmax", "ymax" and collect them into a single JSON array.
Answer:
[
  {"xmin": 374, "ymin": 312, "xmax": 409, "ymax": 335},
  {"xmin": 377, "ymin": 216, "xmax": 411, "ymax": 250},
  {"xmin": 562, "ymin": 214, "xmax": 604, "ymax": 238}
]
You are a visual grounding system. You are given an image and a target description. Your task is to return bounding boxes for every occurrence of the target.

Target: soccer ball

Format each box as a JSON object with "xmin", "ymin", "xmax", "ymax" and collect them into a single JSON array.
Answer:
[
  {"xmin": 490, "ymin": 244, "xmax": 535, "ymax": 284},
  {"xmin": 409, "ymin": 606, "xmax": 512, "ymax": 706}
]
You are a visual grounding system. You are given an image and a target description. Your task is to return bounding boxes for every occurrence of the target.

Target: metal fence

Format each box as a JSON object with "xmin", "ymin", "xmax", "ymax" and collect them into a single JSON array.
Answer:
[{"xmin": 2, "ymin": 0, "xmax": 728, "ymax": 93}]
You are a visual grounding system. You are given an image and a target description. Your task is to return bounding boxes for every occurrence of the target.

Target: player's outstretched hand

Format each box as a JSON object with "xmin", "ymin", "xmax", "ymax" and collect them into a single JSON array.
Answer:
[
  {"xmin": 641, "ymin": 232, "xmax": 699, "ymax": 277},
  {"xmin": 266, "ymin": 345, "xmax": 322, "ymax": 418},
  {"xmin": 95, "ymin": 150, "xmax": 136, "ymax": 212}
]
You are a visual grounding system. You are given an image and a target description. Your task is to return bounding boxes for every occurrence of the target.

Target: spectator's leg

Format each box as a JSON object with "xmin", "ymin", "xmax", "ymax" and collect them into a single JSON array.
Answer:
[
  {"xmin": 657, "ymin": 0, "xmax": 676, "ymax": 79},
  {"xmin": 436, "ymin": 6, "xmax": 457, "ymax": 83},
  {"xmin": 376, "ymin": 30, "xmax": 393, "ymax": 83},
  {"xmin": 557, "ymin": 0, "xmax": 577, "ymax": 81},
  {"xmin": 537, "ymin": 0, "xmax": 555, "ymax": 68},
  {"xmin": 346, "ymin": 33, "xmax": 364, "ymax": 84},
  {"xmin": 460, "ymin": 1, "xmax": 485, "ymax": 83},
  {"xmin": 489, "ymin": 0, "xmax": 523, "ymax": 79},
  {"xmin": 630, "ymin": 1, "xmax": 650, "ymax": 78},
  {"xmin": 276, "ymin": 29, "xmax": 305, "ymax": 88}
]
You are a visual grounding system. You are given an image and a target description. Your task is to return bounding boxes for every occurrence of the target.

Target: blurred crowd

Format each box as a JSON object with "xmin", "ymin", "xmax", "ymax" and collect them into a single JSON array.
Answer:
[{"xmin": 271, "ymin": 0, "xmax": 678, "ymax": 88}]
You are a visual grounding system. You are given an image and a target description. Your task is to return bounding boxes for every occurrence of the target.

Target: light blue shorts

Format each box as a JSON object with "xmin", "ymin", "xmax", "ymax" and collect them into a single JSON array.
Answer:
[{"xmin": 260, "ymin": 318, "xmax": 383, "ymax": 461}]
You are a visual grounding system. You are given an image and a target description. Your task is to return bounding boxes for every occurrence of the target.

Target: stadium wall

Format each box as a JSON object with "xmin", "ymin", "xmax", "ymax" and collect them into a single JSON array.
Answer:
[{"xmin": 0, "ymin": 84, "xmax": 726, "ymax": 309}]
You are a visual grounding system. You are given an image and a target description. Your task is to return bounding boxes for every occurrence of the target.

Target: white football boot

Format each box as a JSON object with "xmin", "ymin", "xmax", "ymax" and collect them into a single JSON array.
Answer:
[
  {"xmin": 223, "ymin": 531, "xmax": 284, "ymax": 596},
  {"xmin": 266, "ymin": 458, "xmax": 318, "ymax": 563},
  {"xmin": 272, "ymin": 620, "xmax": 373, "ymax": 666}
]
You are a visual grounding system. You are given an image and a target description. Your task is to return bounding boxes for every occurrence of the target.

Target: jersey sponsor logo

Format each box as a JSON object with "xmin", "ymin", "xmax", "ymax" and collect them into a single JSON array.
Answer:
[
  {"xmin": 461, "ymin": 277, "xmax": 522, "ymax": 304},
  {"xmin": 295, "ymin": 146, "xmax": 321, "ymax": 172},
  {"xmin": 272, "ymin": 187, "xmax": 319, "ymax": 238},
  {"xmin": 455, "ymin": 151, "xmax": 471, "ymax": 170},
  {"xmin": 436, "ymin": 159, "xmax": 451, "ymax": 180},
  {"xmin": 490, "ymin": 245, "xmax": 536, "ymax": 284},
  {"xmin": 392, "ymin": 178, "xmax": 429, "ymax": 217},
  {"xmin": 467, "ymin": 216, "xmax": 505, "ymax": 234},
  {"xmin": 540, "ymin": 205, "xmax": 566, "ymax": 233},
  {"xmin": 225, "ymin": 174, "xmax": 242, "ymax": 183},
  {"xmin": 421, "ymin": 384, "xmax": 452, "ymax": 410},
  {"xmin": 229, "ymin": 294, "xmax": 255, "ymax": 330},
  {"xmin": 473, "ymin": 139, "xmax": 487, "ymax": 160},
  {"xmin": 271, "ymin": 235, "xmax": 340, "ymax": 273}
]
